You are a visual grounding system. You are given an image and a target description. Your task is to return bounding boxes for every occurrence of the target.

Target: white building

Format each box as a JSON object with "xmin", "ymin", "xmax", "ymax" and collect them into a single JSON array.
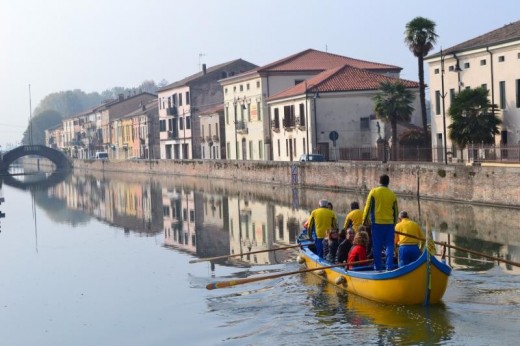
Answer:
[
  {"xmin": 426, "ymin": 20, "xmax": 520, "ymax": 163},
  {"xmin": 267, "ymin": 65, "xmax": 421, "ymax": 161},
  {"xmin": 220, "ymin": 48, "xmax": 403, "ymax": 161}
]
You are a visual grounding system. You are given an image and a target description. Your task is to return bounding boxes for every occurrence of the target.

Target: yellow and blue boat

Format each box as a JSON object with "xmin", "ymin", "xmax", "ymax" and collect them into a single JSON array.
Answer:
[{"xmin": 297, "ymin": 241, "xmax": 451, "ymax": 305}]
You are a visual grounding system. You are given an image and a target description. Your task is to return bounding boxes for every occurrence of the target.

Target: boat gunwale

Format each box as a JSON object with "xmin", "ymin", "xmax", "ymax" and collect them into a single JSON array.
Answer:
[{"xmin": 300, "ymin": 245, "xmax": 452, "ymax": 280}]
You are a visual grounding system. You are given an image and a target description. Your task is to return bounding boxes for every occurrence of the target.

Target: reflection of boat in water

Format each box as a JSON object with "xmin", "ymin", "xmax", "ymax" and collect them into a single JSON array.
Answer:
[
  {"xmin": 300, "ymin": 271, "xmax": 454, "ymax": 344},
  {"xmin": 297, "ymin": 242, "xmax": 451, "ymax": 305}
]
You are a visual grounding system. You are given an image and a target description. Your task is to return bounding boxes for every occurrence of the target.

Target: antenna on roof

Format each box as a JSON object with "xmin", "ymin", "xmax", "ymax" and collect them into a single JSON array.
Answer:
[
  {"xmin": 325, "ymin": 44, "xmax": 328, "ymax": 52},
  {"xmin": 199, "ymin": 53, "xmax": 206, "ymax": 71}
]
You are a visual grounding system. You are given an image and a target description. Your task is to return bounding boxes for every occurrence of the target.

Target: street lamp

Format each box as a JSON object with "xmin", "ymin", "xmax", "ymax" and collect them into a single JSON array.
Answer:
[{"xmin": 440, "ymin": 49, "xmax": 448, "ymax": 165}]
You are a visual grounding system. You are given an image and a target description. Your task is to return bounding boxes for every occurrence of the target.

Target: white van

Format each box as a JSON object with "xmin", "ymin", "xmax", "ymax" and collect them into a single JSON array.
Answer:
[{"xmin": 95, "ymin": 151, "xmax": 108, "ymax": 160}]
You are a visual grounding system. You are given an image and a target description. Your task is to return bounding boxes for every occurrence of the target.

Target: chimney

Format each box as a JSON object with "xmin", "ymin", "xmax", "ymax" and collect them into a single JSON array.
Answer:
[
  {"xmin": 202, "ymin": 64, "xmax": 207, "ymax": 75},
  {"xmin": 118, "ymin": 93, "xmax": 124, "ymax": 102}
]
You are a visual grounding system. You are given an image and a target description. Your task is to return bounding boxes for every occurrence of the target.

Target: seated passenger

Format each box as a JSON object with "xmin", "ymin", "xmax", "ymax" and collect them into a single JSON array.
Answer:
[
  {"xmin": 325, "ymin": 229, "xmax": 339, "ymax": 262},
  {"xmin": 336, "ymin": 228, "xmax": 355, "ymax": 263},
  {"xmin": 347, "ymin": 231, "xmax": 368, "ymax": 269}
]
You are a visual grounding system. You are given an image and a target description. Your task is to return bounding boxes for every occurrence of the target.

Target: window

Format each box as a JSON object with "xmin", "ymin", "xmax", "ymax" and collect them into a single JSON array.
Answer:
[
  {"xmin": 159, "ymin": 120, "xmax": 166, "ymax": 131},
  {"xmin": 277, "ymin": 139, "xmax": 280, "ymax": 157},
  {"xmin": 286, "ymin": 139, "xmax": 289, "ymax": 156},
  {"xmin": 293, "ymin": 138, "xmax": 297, "ymax": 156},
  {"xmin": 225, "ymin": 88, "xmax": 228, "ymax": 94},
  {"xmin": 247, "ymin": 103, "xmax": 251, "ymax": 122},
  {"xmin": 225, "ymin": 106, "xmax": 229, "ymax": 124},
  {"xmin": 516, "ymin": 79, "xmax": 520, "ymax": 108},
  {"xmin": 434, "ymin": 68, "xmax": 440, "ymax": 74},
  {"xmin": 221, "ymin": 71, "xmax": 228, "ymax": 79},
  {"xmin": 463, "ymin": 62, "xmax": 470, "ymax": 69},
  {"xmin": 480, "ymin": 59, "xmax": 487, "ymax": 66},
  {"xmin": 186, "ymin": 116, "xmax": 191, "ymax": 129},
  {"xmin": 449, "ymin": 89, "xmax": 455, "ymax": 103},
  {"xmin": 273, "ymin": 108, "xmax": 280, "ymax": 128},
  {"xmin": 298, "ymin": 103, "xmax": 305, "ymax": 126},
  {"xmin": 226, "ymin": 142, "xmax": 230, "ymax": 158},
  {"xmin": 257, "ymin": 102, "xmax": 261, "ymax": 121},
  {"xmin": 186, "ymin": 91, "xmax": 190, "ymax": 105},
  {"xmin": 448, "ymin": 66, "xmax": 454, "ymax": 72},
  {"xmin": 499, "ymin": 81, "xmax": 506, "ymax": 109},
  {"xmin": 240, "ymin": 85, "xmax": 243, "ymax": 92},
  {"xmin": 258, "ymin": 140, "xmax": 263, "ymax": 159},
  {"xmin": 498, "ymin": 56, "xmax": 505, "ymax": 62},
  {"xmin": 179, "ymin": 93, "xmax": 183, "ymax": 106},
  {"xmin": 179, "ymin": 117, "xmax": 184, "ymax": 130},
  {"xmin": 360, "ymin": 117, "xmax": 369, "ymax": 130},
  {"xmin": 256, "ymin": 81, "xmax": 260, "ymax": 88},
  {"xmin": 246, "ymin": 83, "xmax": 250, "ymax": 90},
  {"xmin": 249, "ymin": 140, "xmax": 253, "ymax": 159},
  {"xmin": 435, "ymin": 90, "xmax": 441, "ymax": 115},
  {"xmin": 481, "ymin": 84, "xmax": 487, "ymax": 91}
]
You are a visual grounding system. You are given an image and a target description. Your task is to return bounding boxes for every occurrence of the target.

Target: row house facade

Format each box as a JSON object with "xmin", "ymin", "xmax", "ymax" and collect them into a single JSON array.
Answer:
[
  {"xmin": 219, "ymin": 49, "xmax": 406, "ymax": 161},
  {"xmin": 426, "ymin": 20, "xmax": 520, "ymax": 162},
  {"xmin": 157, "ymin": 59, "xmax": 257, "ymax": 160},
  {"xmin": 199, "ymin": 104, "xmax": 226, "ymax": 159},
  {"xmin": 45, "ymin": 92, "xmax": 157, "ymax": 159},
  {"xmin": 267, "ymin": 64, "xmax": 421, "ymax": 161}
]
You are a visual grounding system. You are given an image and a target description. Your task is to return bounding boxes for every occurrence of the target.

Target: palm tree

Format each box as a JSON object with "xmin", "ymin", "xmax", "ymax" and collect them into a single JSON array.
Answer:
[
  {"xmin": 448, "ymin": 87, "xmax": 502, "ymax": 157},
  {"xmin": 373, "ymin": 81, "xmax": 415, "ymax": 160},
  {"xmin": 404, "ymin": 16, "xmax": 438, "ymax": 144}
]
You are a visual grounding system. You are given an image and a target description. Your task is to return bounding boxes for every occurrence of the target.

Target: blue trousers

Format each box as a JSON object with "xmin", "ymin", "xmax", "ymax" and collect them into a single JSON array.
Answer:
[
  {"xmin": 371, "ymin": 223, "xmax": 395, "ymax": 270},
  {"xmin": 398, "ymin": 244, "xmax": 421, "ymax": 267},
  {"xmin": 314, "ymin": 237, "xmax": 324, "ymax": 258}
]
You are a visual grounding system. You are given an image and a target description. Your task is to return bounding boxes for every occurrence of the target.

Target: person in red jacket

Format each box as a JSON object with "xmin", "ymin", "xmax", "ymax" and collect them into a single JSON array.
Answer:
[{"xmin": 348, "ymin": 231, "xmax": 369, "ymax": 269}]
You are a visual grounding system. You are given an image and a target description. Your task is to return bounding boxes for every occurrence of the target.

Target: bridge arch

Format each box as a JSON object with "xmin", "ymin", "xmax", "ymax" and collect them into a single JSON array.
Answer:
[{"xmin": 0, "ymin": 145, "xmax": 72, "ymax": 173}]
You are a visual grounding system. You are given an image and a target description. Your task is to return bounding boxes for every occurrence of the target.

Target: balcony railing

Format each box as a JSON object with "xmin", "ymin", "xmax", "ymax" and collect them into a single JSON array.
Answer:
[
  {"xmin": 167, "ymin": 106, "xmax": 178, "ymax": 116},
  {"xmin": 235, "ymin": 121, "xmax": 248, "ymax": 134}
]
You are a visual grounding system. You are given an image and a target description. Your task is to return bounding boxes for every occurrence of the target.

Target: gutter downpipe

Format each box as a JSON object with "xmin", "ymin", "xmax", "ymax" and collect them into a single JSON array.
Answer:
[
  {"xmin": 452, "ymin": 53, "xmax": 462, "ymax": 93},
  {"xmin": 486, "ymin": 47, "xmax": 496, "ymax": 116}
]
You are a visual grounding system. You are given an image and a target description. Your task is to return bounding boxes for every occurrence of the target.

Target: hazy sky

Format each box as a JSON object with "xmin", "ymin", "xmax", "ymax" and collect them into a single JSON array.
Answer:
[{"xmin": 1, "ymin": 0, "xmax": 518, "ymax": 148}]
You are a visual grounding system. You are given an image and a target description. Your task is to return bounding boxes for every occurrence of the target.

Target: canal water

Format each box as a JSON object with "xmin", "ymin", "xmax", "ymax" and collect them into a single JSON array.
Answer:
[{"xmin": 0, "ymin": 169, "xmax": 519, "ymax": 345}]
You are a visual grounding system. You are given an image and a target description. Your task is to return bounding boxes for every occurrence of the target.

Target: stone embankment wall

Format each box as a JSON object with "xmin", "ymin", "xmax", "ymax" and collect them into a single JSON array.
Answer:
[{"xmin": 72, "ymin": 159, "xmax": 520, "ymax": 207}]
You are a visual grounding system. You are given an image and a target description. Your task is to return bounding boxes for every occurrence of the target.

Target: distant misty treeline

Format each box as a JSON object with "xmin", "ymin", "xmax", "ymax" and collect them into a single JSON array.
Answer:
[{"xmin": 22, "ymin": 79, "xmax": 167, "ymax": 146}]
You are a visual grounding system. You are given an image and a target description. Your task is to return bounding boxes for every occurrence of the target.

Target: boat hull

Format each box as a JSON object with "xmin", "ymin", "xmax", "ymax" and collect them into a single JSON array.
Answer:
[{"xmin": 298, "ymin": 246, "xmax": 451, "ymax": 305}]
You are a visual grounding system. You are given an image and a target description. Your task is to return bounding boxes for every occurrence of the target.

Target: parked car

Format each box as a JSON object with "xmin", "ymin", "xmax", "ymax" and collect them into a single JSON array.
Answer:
[
  {"xmin": 95, "ymin": 151, "xmax": 108, "ymax": 160},
  {"xmin": 299, "ymin": 154, "xmax": 326, "ymax": 162}
]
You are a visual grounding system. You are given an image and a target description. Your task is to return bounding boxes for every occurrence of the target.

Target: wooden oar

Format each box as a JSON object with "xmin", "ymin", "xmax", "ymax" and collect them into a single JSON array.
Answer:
[
  {"xmin": 206, "ymin": 259, "xmax": 373, "ymax": 290},
  {"xmin": 394, "ymin": 230, "xmax": 520, "ymax": 268},
  {"xmin": 189, "ymin": 243, "xmax": 306, "ymax": 264}
]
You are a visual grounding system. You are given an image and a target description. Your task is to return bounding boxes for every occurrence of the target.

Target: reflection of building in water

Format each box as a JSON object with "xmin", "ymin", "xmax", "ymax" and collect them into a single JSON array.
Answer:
[
  {"xmin": 273, "ymin": 205, "xmax": 309, "ymax": 245},
  {"xmin": 194, "ymin": 192, "xmax": 229, "ymax": 259},
  {"xmin": 47, "ymin": 174, "xmax": 162, "ymax": 234},
  {"xmin": 162, "ymin": 186, "xmax": 230, "ymax": 259},
  {"xmin": 163, "ymin": 187, "xmax": 197, "ymax": 254},
  {"xmin": 226, "ymin": 196, "xmax": 297, "ymax": 265}
]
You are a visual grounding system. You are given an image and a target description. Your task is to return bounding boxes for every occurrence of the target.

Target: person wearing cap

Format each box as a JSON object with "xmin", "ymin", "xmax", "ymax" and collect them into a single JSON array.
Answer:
[
  {"xmin": 343, "ymin": 201, "xmax": 363, "ymax": 233},
  {"xmin": 362, "ymin": 174, "xmax": 398, "ymax": 271},
  {"xmin": 306, "ymin": 199, "xmax": 338, "ymax": 258},
  {"xmin": 394, "ymin": 211, "xmax": 424, "ymax": 267}
]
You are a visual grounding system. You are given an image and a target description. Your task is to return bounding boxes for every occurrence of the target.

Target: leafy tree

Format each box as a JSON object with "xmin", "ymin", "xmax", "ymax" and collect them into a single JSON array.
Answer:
[
  {"xmin": 404, "ymin": 16, "xmax": 438, "ymax": 144},
  {"xmin": 373, "ymin": 81, "xmax": 415, "ymax": 160},
  {"xmin": 22, "ymin": 110, "xmax": 63, "ymax": 145},
  {"xmin": 20, "ymin": 80, "xmax": 160, "ymax": 146},
  {"xmin": 448, "ymin": 87, "xmax": 502, "ymax": 157}
]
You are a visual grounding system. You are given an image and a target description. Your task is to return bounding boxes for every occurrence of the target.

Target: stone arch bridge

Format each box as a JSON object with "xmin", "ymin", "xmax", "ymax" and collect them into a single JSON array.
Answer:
[{"xmin": 0, "ymin": 145, "xmax": 72, "ymax": 173}]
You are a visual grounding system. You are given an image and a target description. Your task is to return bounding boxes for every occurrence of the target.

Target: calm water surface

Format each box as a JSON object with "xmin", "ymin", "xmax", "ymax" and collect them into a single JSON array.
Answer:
[{"xmin": 0, "ymin": 170, "xmax": 519, "ymax": 345}]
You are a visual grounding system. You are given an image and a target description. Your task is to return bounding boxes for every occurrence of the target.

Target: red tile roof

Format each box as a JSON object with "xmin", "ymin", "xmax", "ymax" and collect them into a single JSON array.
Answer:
[
  {"xmin": 268, "ymin": 64, "xmax": 419, "ymax": 101},
  {"xmin": 256, "ymin": 48, "xmax": 401, "ymax": 74}
]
